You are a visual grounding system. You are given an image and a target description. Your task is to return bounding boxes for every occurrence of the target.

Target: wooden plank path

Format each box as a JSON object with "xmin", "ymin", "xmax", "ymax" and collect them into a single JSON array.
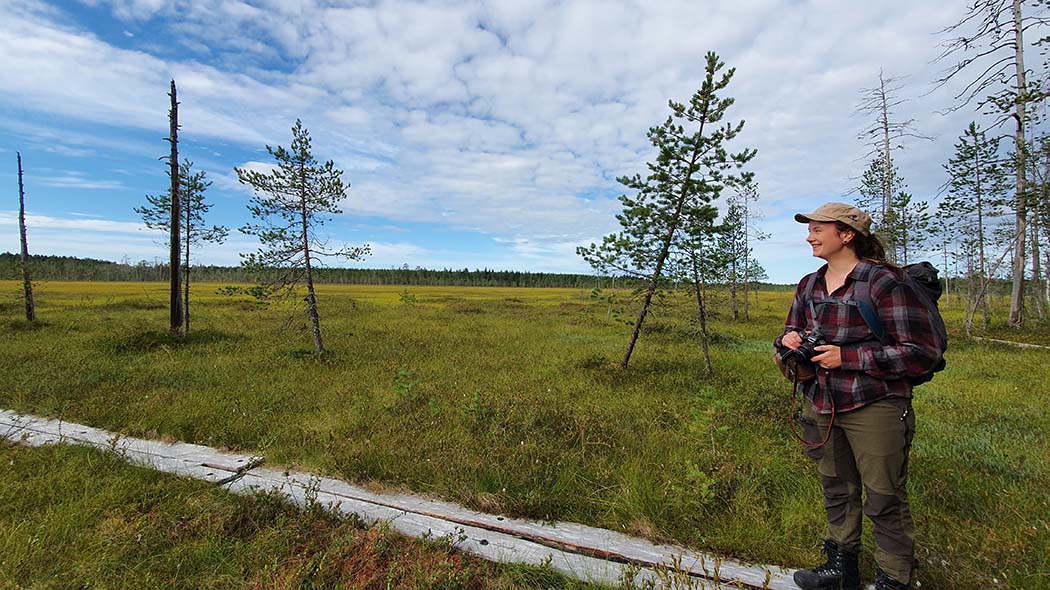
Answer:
[{"xmin": 1, "ymin": 409, "xmax": 805, "ymax": 589}]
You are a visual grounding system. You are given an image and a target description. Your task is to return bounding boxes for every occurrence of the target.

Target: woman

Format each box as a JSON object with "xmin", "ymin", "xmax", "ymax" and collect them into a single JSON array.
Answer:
[{"xmin": 774, "ymin": 203, "xmax": 942, "ymax": 590}]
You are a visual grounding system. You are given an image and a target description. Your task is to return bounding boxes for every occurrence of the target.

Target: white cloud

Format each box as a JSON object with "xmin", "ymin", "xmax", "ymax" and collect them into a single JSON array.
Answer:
[
  {"xmin": 35, "ymin": 174, "xmax": 127, "ymax": 190},
  {"xmin": 0, "ymin": 211, "xmax": 148, "ymax": 234},
  {"xmin": 4, "ymin": 0, "xmax": 1035, "ymax": 281}
]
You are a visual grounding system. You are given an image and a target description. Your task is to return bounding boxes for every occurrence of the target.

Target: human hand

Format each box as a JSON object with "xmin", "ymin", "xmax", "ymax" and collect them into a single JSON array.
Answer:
[
  {"xmin": 812, "ymin": 345, "xmax": 842, "ymax": 370},
  {"xmin": 782, "ymin": 331, "xmax": 804, "ymax": 350}
]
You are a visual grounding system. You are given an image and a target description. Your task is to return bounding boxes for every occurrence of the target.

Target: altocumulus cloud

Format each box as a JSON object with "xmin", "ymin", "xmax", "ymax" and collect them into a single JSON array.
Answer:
[{"xmin": 0, "ymin": 0, "xmax": 1011, "ymax": 280}]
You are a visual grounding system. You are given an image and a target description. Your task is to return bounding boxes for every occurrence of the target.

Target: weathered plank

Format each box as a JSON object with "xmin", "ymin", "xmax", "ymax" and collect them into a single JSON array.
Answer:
[
  {"xmin": 243, "ymin": 466, "xmax": 794, "ymax": 589},
  {"xmin": 1, "ymin": 409, "xmax": 803, "ymax": 589},
  {"xmin": 972, "ymin": 336, "xmax": 1050, "ymax": 350}
]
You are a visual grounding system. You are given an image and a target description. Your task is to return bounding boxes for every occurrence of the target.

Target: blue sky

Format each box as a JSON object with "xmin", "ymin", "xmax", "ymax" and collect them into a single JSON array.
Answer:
[{"xmin": 0, "ymin": 0, "xmax": 1034, "ymax": 283}]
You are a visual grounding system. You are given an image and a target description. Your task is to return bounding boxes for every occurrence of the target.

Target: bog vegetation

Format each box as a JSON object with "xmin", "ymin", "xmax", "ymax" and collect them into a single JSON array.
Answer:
[
  {"xmin": 0, "ymin": 280, "xmax": 1046, "ymax": 589},
  {"xmin": 0, "ymin": 442, "xmax": 608, "ymax": 590}
]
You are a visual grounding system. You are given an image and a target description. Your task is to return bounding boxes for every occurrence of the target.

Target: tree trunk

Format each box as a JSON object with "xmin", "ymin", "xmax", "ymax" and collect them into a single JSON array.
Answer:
[
  {"xmin": 1032, "ymin": 211, "xmax": 1045, "ymax": 320},
  {"xmin": 17, "ymin": 152, "xmax": 35, "ymax": 322},
  {"xmin": 878, "ymin": 71, "xmax": 898, "ymax": 263},
  {"xmin": 976, "ymin": 149, "xmax": 989, "ymax": 330},
  {"xmin": 300, "ymin": 162, "xmax": 324, "ymax": 354},
  {"xmin": 168, "ymin": 79, "xmax": 183, "ymax": 337},
  {"xmin": 1009, "ymin": 0, "xmax": 1028, "ymax": 328},
  {"xmin": 184, "ymin": 189, "xmax": 191, "ymax": 334},
  {"xmin": 965, "ymin": 252, "xmax": 975, "ymax": 336},
  {"xmin": 621, "ymin": 110, "xmax": 710, "ymax": 369},
  {"xmin": 691, "ymin": 251, "xmax": 713, "ymax": 374},
  {"xmin": 622, "ymin": 247, "xmax": 669, "ymax": 369},
  {"xmin": 1045, "ymin": 251, "xmax": 1050, "ymax": 314},
  {"xmin": 742, "ymin": 205, "xmax": 750, "ymax": 321},
  {"xmin": 730, "ymin": 255, "xmax": 738, "ymax": 321}
]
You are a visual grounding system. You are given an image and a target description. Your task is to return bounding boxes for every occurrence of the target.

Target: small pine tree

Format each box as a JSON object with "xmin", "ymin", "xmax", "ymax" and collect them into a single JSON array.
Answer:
[
  {"xmin": 577, "ymin": 52, "xmax": 755, "ymax": 369},
  {"xmin": 941, "ymin": 121, "xmax": 1010, "ymax": 331},
  {"xmin": 236, "ymin": 119, "xmax": 370, "ymax": 354},
  {"xmin": 135, "ymin": 159, "xmax": 228, "ymax": 334}
]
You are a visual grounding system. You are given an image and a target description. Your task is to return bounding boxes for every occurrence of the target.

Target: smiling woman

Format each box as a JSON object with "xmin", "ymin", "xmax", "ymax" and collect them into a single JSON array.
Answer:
[{"xmin": 775, "ymin": 202, "xmax": 945, "ymax": 590}]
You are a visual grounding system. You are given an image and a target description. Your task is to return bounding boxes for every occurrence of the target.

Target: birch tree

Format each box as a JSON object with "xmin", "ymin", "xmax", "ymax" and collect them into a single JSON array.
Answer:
[
  {"xmin": 577, "ymin": 52, "xmax": 755, "ymax": 369},
  {"xmin": 237, "ymin": 119, "xmax": 370, "ymax": 355}
]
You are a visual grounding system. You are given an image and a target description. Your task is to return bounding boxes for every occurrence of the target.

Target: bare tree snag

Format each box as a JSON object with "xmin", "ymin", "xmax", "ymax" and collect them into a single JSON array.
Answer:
[{"xmin": 17, "ymin": 152, "xmax": 35, "ymax": 322}]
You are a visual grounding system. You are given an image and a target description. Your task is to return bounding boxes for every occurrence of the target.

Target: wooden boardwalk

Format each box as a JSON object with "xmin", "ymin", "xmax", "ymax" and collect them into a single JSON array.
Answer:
[{"xmin": 1, "ymin": 409, "xmax": 804, "ymax": 589}]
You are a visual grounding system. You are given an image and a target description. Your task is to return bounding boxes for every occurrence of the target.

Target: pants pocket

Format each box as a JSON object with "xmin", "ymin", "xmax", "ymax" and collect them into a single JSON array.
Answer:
[{"xmin": 797, "ymin": 414, "xmax": 825, "ymax": 460}]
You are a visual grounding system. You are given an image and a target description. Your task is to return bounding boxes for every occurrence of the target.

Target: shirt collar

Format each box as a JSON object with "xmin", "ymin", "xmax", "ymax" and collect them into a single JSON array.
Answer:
[{"xmin": 814, "ymin": 259, "xmax": 874, "ymax": 282}]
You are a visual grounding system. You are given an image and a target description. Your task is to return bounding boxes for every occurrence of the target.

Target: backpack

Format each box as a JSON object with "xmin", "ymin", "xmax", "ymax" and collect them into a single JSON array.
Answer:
[{"xmin": 803, "ymin": 261, "xmax": 948, "ymax": 386}]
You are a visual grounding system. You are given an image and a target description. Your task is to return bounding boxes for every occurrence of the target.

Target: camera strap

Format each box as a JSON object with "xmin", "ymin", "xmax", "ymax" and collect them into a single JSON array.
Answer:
[
  {"xmin": 789, "ymin": 370, "xmax": 835, "ymax": 449},
  {"xmin": 789, "ymin": 298, "xmax": 835, "ymax": 449}
]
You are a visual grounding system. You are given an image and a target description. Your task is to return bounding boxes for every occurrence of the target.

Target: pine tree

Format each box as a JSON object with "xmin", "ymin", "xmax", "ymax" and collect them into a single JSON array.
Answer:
[
  {"xmin": 135, "ymin": 159, "xmax": 228, "ymax": 334},
  {"xmin": 237, "ymin": 119, "xmax": 370, "ymax": 354},
  {"xmin": 673, "ymin": 205, "xmax": 725, "ymax": 374},
  {"xmin": 727, "ymin": 177, "xmax": 767, "ymax": 320},
  {"xmin": 577, "ymin": 52, "xmax": 755, "ymax": 369},
  {"xmin": 856, "ymin": 157, "xmax": 906, "ymax": 261},
  {"xmin": 888, "ymin": 191, "xmax": 932, "ymax": 265},
  {"xmin": 941, "ymin": 121, "xmax": 1010, "ymax": 331}
]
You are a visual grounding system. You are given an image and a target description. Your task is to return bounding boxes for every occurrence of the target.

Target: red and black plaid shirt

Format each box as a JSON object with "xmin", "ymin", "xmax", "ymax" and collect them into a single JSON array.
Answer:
[{"xmin": 774, "ymin": 260, "xmax": 943, "ymax": 414}]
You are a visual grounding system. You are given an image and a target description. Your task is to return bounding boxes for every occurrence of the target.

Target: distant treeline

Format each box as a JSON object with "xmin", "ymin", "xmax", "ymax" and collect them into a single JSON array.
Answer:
[
  {"xmin": 0, "ymin": 253, "xmax": 591, "ymax": 288},
  {"xmin": 0, "ymin": 253, "xmax": 797, "ymax": 290}
]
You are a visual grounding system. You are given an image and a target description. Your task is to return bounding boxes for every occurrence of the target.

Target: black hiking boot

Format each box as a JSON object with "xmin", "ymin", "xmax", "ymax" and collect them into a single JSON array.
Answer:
[
  {"xmin": 792, "ymin": 539, "xmax": 861, "ymax": 590},
  {"xmin": 873, "ymin": 568, "xmax": 910, "ymax": 590}
]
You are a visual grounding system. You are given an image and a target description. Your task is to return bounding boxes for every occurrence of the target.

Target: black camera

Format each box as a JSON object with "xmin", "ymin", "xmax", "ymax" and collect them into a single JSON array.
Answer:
[{"xmin": 781, "ymin": 331, "xmax": 826, "ymax": 366}]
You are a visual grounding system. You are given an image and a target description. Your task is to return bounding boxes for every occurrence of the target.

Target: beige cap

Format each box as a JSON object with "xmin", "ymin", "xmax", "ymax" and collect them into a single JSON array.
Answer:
[{"xmin": 795, "ymin": 202, "xmax": 873, "ymax": 236}]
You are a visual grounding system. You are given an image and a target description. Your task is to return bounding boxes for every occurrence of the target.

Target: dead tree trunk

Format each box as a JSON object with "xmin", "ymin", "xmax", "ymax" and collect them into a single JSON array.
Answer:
[
  {"xmin": 168, "ymin": 79, "xmax": 183, "ymax": 337},
  {"xmin": 17, "ymin": 152, "xmax": 35, "ymax": 322},
  {"xmin": 1009, "ymin": 0, "xmax": 1028, "ymax": 328}
]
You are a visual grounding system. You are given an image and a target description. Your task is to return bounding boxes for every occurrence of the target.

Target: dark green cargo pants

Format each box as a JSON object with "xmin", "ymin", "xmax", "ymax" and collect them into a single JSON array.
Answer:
[{"xmin": 802, "ymin": 397, "xmax": 916, "ymax": 584}]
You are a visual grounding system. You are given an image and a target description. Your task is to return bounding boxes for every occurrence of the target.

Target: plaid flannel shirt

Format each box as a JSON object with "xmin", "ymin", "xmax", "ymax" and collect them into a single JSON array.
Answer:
[{"xmin": 774, "ymin": 260, "xmax": 943, "ymax": 414}]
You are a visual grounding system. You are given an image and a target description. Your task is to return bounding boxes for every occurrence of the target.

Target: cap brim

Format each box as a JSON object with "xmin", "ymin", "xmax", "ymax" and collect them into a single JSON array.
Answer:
[{"xmin": 794, "ymin": 213, "xmax": 837, "ymax": 224}]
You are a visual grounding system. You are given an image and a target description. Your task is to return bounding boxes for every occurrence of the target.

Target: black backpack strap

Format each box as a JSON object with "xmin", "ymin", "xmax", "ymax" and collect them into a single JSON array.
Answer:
[
  {"xmin": 800, "ymin": 272, "xmax": 820, "ymax": 332},
  {"xmin": 802, "ymin": 271, "xmax": 819, "ymax": 305},
  {"xmin": 847, "ymin": 269, "xmax": 887, "ymax": 343},
  {"xmin": 805, "ymin": 264, "xmax": 888, "ymax": 344}
]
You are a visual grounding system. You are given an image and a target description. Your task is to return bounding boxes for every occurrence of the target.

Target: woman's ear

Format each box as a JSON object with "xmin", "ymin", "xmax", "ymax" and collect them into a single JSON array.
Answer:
[{"xmin": 842, "ymin": 230, "xmax": 855, "ymax": 245}]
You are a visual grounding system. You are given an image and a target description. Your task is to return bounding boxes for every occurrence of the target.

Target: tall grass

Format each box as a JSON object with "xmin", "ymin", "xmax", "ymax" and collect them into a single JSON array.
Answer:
[{"xmin": 0, "ymin": 280, "xmax": 1046, "ymax": 589}]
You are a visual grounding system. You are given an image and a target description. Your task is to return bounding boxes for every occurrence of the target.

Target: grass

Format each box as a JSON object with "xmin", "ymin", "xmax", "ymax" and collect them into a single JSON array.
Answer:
[
  {"xmin": 0, "ymin": 441, "xmax": 608, "ymax": 590},
  {"xmin": 0, "ymin": 280, "xmax": 1047, "ymax": 589}
]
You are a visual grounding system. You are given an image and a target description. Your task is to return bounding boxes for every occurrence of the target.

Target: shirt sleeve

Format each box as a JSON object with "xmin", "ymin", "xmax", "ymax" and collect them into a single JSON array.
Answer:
[{"xmin": 838, "ymin": 269, "xmax": 943, "ymax": 380}]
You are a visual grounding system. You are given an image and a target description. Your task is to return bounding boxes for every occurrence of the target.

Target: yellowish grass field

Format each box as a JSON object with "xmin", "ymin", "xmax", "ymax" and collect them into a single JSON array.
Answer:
[{"xmin": 0, "ymin": 280, "xmax": 1046, "ymax": 589}]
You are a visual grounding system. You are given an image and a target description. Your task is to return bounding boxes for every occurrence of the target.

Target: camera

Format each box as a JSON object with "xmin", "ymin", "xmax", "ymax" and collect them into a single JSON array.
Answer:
[{"xmin": 781, "ymin": 331, "xmax": 826, "ymax": 367}]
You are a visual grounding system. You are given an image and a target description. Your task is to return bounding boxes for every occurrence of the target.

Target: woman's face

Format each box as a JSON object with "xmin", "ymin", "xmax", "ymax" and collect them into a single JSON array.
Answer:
[{"xmin": 806, "ymin": 221, "xmax": 853, "ymax": 260}]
